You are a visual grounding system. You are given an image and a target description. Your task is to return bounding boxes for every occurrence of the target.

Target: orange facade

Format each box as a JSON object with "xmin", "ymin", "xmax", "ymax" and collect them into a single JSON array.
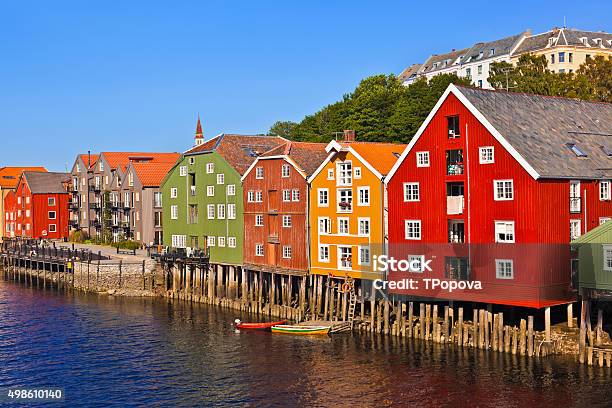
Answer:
[{"xmin": 308, "ymin": 141, "xmax": 405, "ymax": 281}]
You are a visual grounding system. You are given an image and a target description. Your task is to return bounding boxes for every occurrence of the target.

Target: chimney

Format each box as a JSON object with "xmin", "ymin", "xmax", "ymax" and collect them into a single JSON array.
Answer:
[{"xmin": 343, "ymin": 129, "xmax": 355, "ymax": 143}]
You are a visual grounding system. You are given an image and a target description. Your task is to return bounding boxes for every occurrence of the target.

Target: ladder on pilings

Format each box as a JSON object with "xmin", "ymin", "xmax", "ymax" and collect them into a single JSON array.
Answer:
[{"xmin": 347, "ymin": 289, "xmax": 357, "ymax": 329}]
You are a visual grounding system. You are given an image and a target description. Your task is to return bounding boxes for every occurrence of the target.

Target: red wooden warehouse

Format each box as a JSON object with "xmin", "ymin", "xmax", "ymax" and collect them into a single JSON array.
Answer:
[
  {"xmin": 241, "ymin": 141, "xmax": 328, "ymax": 276},
  {"xmin": 4, "ymin": 171, "xmax": 71, "ymax": 240},
  {"xmin": 385, "ymin": 85, "xmax": 612, "ymax": 308}
]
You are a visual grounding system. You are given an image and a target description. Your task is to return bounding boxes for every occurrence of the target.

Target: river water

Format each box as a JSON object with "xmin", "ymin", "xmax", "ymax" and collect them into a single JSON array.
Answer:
[{"xmin": 1, "ymin": 280, "xmax": 611, "ymax": 407}]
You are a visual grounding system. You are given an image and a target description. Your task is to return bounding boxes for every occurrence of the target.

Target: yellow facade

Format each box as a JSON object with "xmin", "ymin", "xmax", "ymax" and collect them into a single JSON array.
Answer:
[
  {"xmin": 309, "ymin": 147, "xmax": 386, "ymax": 281},
  {"xmin": 512, "ymin": 46, "xmax": 611, "ymax": 74}
]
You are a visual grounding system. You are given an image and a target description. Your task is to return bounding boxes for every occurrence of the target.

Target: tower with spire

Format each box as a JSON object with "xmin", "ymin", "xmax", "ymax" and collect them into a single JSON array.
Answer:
[{"xmin": 194, "ymin": 115, "xmax": 204, "ymax": 146}]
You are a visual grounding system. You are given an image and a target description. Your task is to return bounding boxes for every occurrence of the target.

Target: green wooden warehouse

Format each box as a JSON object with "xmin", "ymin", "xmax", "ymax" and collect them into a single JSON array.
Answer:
[{"xmin": 572, "ymin": 220, "xmax": 612, "ymax": 297}]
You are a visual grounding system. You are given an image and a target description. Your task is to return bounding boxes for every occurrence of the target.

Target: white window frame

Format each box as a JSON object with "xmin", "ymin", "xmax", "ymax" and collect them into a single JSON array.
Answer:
[
  {"xmin": 206, "ymin": 163, "xmax": 214, "ymax": 173},
  {"xmin": 227, "ymin": 204, "xmax": 236, "ymax": 220},
  {"xmin": 49, "ymin": 224, "xmax": 57, "ymax": 233},
  {"xmin": 255, "ymin": 244, "xmax": 264, "ymax": 257},
  {"xmin": 282, "ymin": 190, "xmax": 291, "ymax": 202},
  {"xmin": 255, "ymin": 167, "xmax": 264, "ymax": 179},
  {"xmin": 247, "ymin": 191, "xmax": 255, "ymax": 203},
  {"xmin": 318, "ymin": 188, "xmax": 329, "ymax": 207},
  {"xmin": 404, "ymin": 220, "xmax": 421, "ymax": 240},
  {"xmin": 171, "ymin": 205, "xmax": 178, "ymax": 220},
  {"xmin": 600, "ymin": 217, "xmax": 611, "ymax": 225},
  {"xmin": 336, "ymin": 161, "xmax": 352, "ymax": 186},
  {"xmin": 327, "ymin": 169, "xmax": 334, "ymax": 180},
  {"xmin": 358, "ymin": 245, "xmax": 371, "ymax": 266},
  {"xmin": 218, "ymin": 237, "xmax": 226, "ymax": 247},
  {"xmin": 170, "ymin": 188, "xmax": 178, "ymax": 198},
  {"xmin": 255, "ymin": 191, "xmax": 263, "ymax": 203},
  {"xmin": 358, "ymin": 217, "xmax": 370, "ymax": 237},
  {"xmin": 207, "ymin": 186, "xmax": 215, "ymax": 197},
  {"xmin": 228, "ymin": 237, "xmax": 236, "ymax": 248},
  {"xmin": 358, "ymin": 187, "xmax": 370, "ymax": 206},
  {"xmin": 282, "ymin": 215, "xmax": 292, "ymax": 228},
  {"xmin": 217, "ymin": 173, "xmax": 225, "ymax": 185},
  {"xmin": 494, "ymin": 179, "xmax": 514, "ymax": 201},
  {"xmin": 207, "ymin": 204, "xmax": 215, "ymax": 220},
  {"xmin": 338, "ymin": 246, "xmax": 353, "ymax": 270},
  {"xmin": 318, "ymin": 217, "xmax": 331, "ymax": 234},
  {"xmin": 354, "ymin": 167, "xmax": 362, "ymax": 179},
  {"xmin": 48, "ymin": 211, "xmax": 56, "ymax": 220},
  {"xmin": 48, "ymin": 197, "xmax": 56, "ymax": 206},
  {"xmin": 318, "ymin": 245, "xmax": 330, "ymax": 262},
  {"xmin": 281, "ymin": 164, "xmax": 291, "ymax": 178},
  {"xmin": 603, "ymin": 245, "xmax": 612, "ymax": 271},
  {"xmin": 207, "ymin": 236, "xmax": 216, "ymax": 247},
  {"xmin": 495, "ymin": 259, "xmax": 514, "ymax": 279},
  {"xmin": 338, "ymin": 217, "xmax": 350, "ymax": 235},
  {"xmin": 408, "ymin": 255, "xmax": 425, "ymax": 273},
  {"xmin": 291, "ymin": 189, "xmax": 300, "ymax": 202},
  {"xmin": 570, "ymin": 219, "xmax": 581, "ymax": 240},
  {"xmin": 217, "ymin": 204, "xmax": 225, "ymax": 219},
  {"xmin": 179, "ymin": 166, "xmax": 187, "ymax": 176},
  {"xmin": 600, "ymin": 181, "xmax": 611, "ymax": 201},
  {"xmin": 403, "ymin": 182, "xmax": 420, "ymax": 202},
  {"xmin": 255, "ymin": 214, "xmax": 264, "ymax": 227},
  {"xmin": 283, "ymin": 245, "xmax": 292, "ymax": 259},
  {"xmin": 479, "ymin": 146, "xmax": 494, "ymax": 164},
  {"xmin": 416, "ymin": 151, "xmax": 430, "ymax": 167},
  {"xmin": 227, "ymin": 184, "xmax": 236, "ymax": 196},
  {"xmin": 495, "ymin": 221, "xmax": 515, "ymax": 243}
]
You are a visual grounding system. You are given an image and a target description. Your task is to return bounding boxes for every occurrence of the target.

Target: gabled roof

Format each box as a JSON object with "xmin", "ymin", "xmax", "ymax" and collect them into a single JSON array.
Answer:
[
  {"xmin": 572, "ymin": 220, "xmax": 612, "ymax": 246},
  {"xmin": 309, "ymin": 140, "xmax": 406, "ymax": 183},
  {"xmin": 22, "ymin": 171, "xmax": 69, "ymax": 194},
  {"xmin": 78, "ymin": 154, "xmax": 99, "ymax": 170},
  {"xmin": 242, "ymin": 141, "xmax": 328, "ymax": 181},
  {"xmin": 398, "ymin": 64, "xmax": 423, "ymax": 82},
  {"xmin": 100, "ymin": 152, "xmax": 180, "ymax": 173},
  {"xmin": 127, "ymin": 155, "xmax": 181, "ymax": 187},
  {"xmin": 0, "ymin": 167, "xmax": 47, "ymax": 189},
  {"xmin": 514, "ymin": 28, "xmax": 612, "ymax": 54},
  {"xmin": 386, "ymin": 84, "xmax": 612, "ymax": 182},
  {"xmin": 185, "ymin": 134, "xmax": 287, "ymax": 175}
]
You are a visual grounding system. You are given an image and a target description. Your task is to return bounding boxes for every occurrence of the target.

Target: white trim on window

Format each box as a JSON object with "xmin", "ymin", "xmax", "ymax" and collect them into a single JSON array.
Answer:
[
  {"xmin": 416, "ymin": 151, "xmax": 430, "ymax": 167},
  {"xmin": 495, "ymin": 259, "xmax": 514, "ymax": 279},
  {"xmin": 494, "ymin": 221, "xmax": 515, "ymax": 243},
  {"xmin": 318, "ymin": 188, "xmax": 329, "ymax": 207},
  {"xmin": 479, "ymin": 146, "xmax": 494, "ymax": 164},
  {"xmin": 600, "ymin": 180, "xmax": 611, "ymax": 201},
  {"xmin": 494, "ymin": 179, "xmax": 514, "ymax": 201},
  {"xmin": 404, "ymin": 220, "xmax": 421, "ymax": 240},
  {"xmin": 403, "ymin": 182, "xmax": 420, "ymax": 202},
  {"xmin": 358, "ymin": 187, "xmax": 370, "ymax": 206}
]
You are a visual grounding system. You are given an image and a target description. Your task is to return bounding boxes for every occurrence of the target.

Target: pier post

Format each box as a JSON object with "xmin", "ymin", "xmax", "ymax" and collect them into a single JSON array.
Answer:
[
  {"xmin": 567, "ymin": 303, "xmax": 573, "ymax": 328},
  {"xmin": 498, "ymin": 312, "xmax": 504, "ymax": 351},
  {"xmin": 527, "ymin": 316, "xmax": 534, "ymax": 357},
  {"xmin": 545, "ymin": 307, "xmax": 551, "ymax": 343},
  {"xmin": 597, "ymin": 308, "xmax": 603, "ymax": 346},
  {"xmin": 408, "ymin": 302, "xmax": 414, "ymax": 338}
]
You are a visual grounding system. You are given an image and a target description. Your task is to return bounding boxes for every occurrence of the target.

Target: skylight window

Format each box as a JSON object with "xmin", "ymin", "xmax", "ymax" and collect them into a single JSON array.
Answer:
[
  {"xmin": 567, "ymin": 143, "xmax": 587, "ymax": 157},
  {"xmin": 601, "ymin": 145, "xmax": 612, "ymax": 157}
]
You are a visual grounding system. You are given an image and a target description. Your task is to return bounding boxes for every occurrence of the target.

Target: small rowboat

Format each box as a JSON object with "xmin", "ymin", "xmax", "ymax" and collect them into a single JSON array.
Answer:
[
  {"xmin": 234, "ymin": 319, "xmax": 287, "ymax": 330},
  {"xmin": 271, "ymin": 325, "xmax": 330, "ymax": 336}
]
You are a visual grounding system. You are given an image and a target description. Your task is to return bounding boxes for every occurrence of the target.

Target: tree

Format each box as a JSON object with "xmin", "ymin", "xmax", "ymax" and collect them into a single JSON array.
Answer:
[
  {"xmin": 268, "ymin": 121, "xmax": 298, "ymax": 139},
  {"xmin": 578, "ymin": 56, "xmax": 612, "ymax": 102}
]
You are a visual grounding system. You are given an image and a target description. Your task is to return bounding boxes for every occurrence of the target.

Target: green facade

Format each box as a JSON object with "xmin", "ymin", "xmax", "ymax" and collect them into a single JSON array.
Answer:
[
  {"xmin": 162, "ymin": 151, "xmax": 243, "ymax": 265},
  {"xmin": 572, "ymin": 221, "xmax": 612, "ymax": 292}
]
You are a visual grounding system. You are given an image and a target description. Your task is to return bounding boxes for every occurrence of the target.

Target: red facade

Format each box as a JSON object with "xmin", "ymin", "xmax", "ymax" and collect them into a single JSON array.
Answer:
[
  {"xmin": 3, "ymin": 177, "xmax": 70, "ymax": 240},
  {"xmin": 243, "ymin": 158, "xmax": 309, "ymax": 275},
  {"xmin": 386, "ymin": 92, "xmax": 612, "ymax": 308}
]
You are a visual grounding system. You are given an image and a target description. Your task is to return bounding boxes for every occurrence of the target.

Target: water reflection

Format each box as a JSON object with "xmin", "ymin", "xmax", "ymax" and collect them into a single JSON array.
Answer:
[{"xmin": 0, "ymin": 280, "xmax": 610, "ymax": 407}]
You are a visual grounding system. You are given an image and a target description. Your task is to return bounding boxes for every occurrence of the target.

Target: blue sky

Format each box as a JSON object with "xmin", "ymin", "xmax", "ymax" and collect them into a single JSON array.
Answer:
[{"xmin": 0, "ymin": 1, "xmax": 609, "ymax": 171}]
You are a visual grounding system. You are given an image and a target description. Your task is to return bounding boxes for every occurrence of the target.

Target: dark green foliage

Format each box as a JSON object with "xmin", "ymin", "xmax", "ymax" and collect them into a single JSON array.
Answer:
[
  {"xmin": 112, "ymin": 240, "xmax": 141, "ymax": 250},
  {"xmin": 489, "ymin": 54, "xmax": 611, "ymax": 102},
  {"xmin": 270, "ymin": 73, "xmax": 471, "ymax": 143}
]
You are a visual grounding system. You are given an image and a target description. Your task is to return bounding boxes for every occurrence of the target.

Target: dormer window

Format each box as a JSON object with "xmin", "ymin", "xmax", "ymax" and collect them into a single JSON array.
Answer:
[
  {"xmin": 601, "ymin": 145, "xmax": 612, "ymax": 156},
  {"xmin": 548, "ymin": 37, "xmax": 555, "ymax": 47},
  {"xmin": 99, "ymin": 162, "xmax": 104, "ymax": 171},
  {"xmin": 580, "ymin": 37, "xmax": 588, "ymax": 46},
  {"xmin": 489, "ymin": 48, "xmax": 495, "ymax": 56},
  {"xmin": 479, "ymin": 50, "xmax": 484, "ymax": 59},
  {"xmin": 567, "ymin": 143, "xmax": 587, "ymax": 157},
  {"xmin": 594, "ymin": 38, "xmax": 602, "ymax": 47}
]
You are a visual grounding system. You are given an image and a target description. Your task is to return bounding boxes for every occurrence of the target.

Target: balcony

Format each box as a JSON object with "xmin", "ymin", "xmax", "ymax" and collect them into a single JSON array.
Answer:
[
  {"xmin": 110, "ymin": 202, "xmax": 120, "ymax": 210},
  {"xmin": 447, "ymin": 195, "xmax": 464, "ymax": 215},
  {"xmin": 570, "ymin": 197, "xmax": 581, "ymax": 213},
  {"xmin": 89, "ymin": 185, "xmax": 102, "ymax": 193},
  {"xmin": 123, "ymin": 202, "xmax": 131, "ymax": 210},
  {"xmin": 448, "ymin": 219, "xmax": 465, "ymax": 243},
  {"xmin": 68, "ymin": 201, "xmax": 79, "ymax": 210}
]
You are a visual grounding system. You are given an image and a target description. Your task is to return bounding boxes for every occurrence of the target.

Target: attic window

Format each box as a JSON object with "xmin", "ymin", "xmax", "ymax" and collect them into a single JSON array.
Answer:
[
  {"xmin": 244, "ymin": 148, "xmax": 260, "ymax": 157},
  {"xmin": 579, "ymin": 37, "xmax": 588, "ymax": 45},
  {"xmin": 601, "ymin": 145, "xmax": 612, "ymax": 157},
  {"xmin": 594, "ymin": 38, "xmax": 602, "ymax": 46},
  {"xmin": 489, "ymin": 48, "xmax": 495, "ymax": 56},
  {"xmin": 478, "ymin": 51, "xmax": 484, "ymax": 58},
  {"xmin": 567, "ymin": 143, "xmax": 587, "ymax": 157}
]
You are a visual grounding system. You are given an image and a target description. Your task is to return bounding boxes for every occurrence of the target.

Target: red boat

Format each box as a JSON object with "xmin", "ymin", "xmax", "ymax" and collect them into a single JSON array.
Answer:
[{"xmin": 234, "ymin": 319, "xmax": 287, "ymax": 330}]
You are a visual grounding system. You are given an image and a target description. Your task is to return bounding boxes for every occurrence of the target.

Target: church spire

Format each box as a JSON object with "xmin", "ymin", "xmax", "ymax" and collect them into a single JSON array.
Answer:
[{"xmin": 195, "ymin": 115, "xmax": 204, "ymax": 146}]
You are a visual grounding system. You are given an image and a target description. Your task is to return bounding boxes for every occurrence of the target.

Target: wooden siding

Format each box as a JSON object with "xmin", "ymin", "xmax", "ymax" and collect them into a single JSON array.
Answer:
[
  {"xmin": 309, "ymin": 150, "xmax": 385, "ymax": 280},
  {"xmin": 386, "ymin": 92, "xmax": 612, "ymax": 307},
  {"xmin": 243, "ymin": 158, "xmax": 308, "ymax": 275}
]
